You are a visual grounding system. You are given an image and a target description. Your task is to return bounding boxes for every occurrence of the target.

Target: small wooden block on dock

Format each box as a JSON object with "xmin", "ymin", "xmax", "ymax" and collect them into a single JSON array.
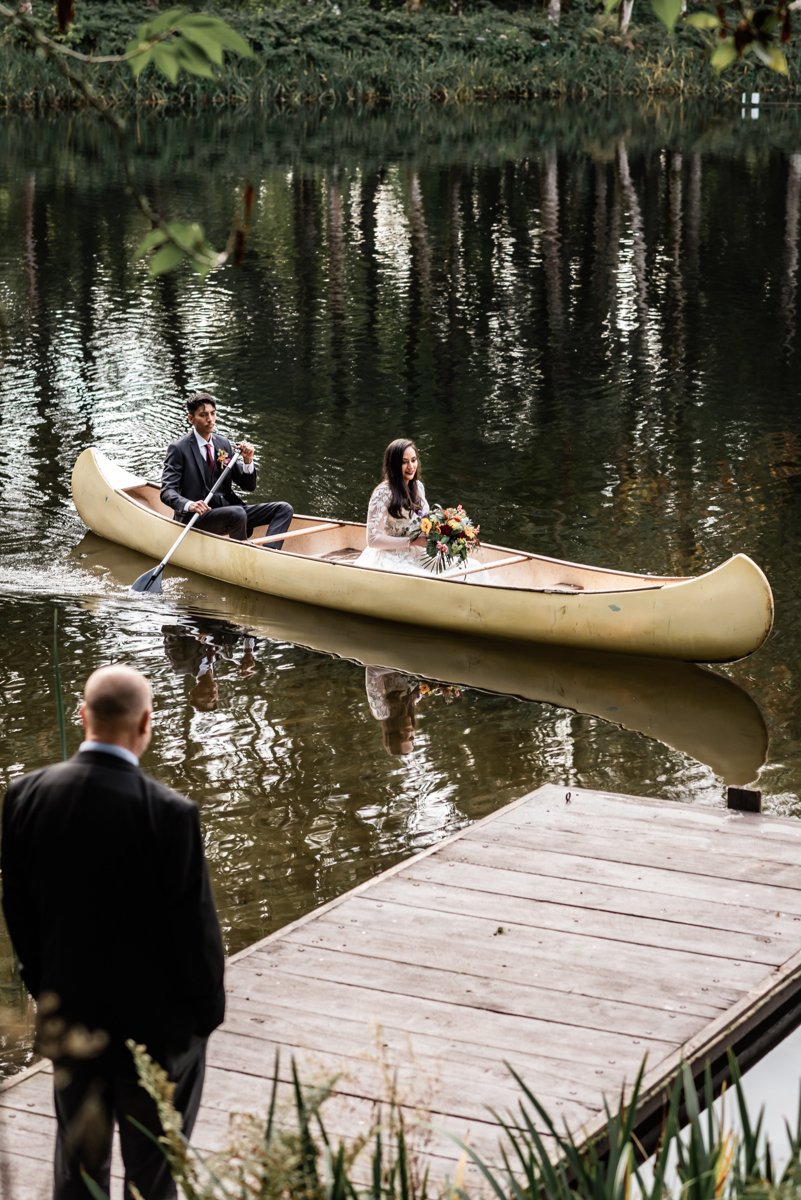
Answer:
[{"xmin": 4, "ymin": 783, "xmax": 801, "ymax": 1194}]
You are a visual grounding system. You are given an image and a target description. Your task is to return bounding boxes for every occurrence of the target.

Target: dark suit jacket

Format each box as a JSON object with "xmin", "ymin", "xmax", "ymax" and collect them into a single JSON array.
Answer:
[
  {"xmin": 160, "ymin": 431, "xmax": 257, "ymax": 521},
  {"xmin": 1, "ymin": 750, "xmax": 225, "ymax": 1056}
]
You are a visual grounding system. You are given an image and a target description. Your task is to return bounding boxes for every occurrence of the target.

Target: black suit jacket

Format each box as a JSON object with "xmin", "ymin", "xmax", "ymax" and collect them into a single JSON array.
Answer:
[
  {"xmin": 1, "ymin": 750, "xmax": 225, "ymax": 1055},
  {"xmin": 160, "ymin": 431, "xmax": 257, "ymax": 521}
]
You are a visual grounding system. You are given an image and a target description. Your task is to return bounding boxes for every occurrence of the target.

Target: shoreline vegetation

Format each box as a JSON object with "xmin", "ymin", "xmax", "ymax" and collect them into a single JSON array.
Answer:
[
  {"xmin": 1, "ymin": 0, "xmax": 799, "ymax": 111},
  {"xmin": 84, "ymin": 1046, "xmax": 801, "ymax": 1200}
]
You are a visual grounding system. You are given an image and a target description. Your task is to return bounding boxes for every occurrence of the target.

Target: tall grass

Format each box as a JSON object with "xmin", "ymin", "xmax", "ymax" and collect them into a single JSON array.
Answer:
[
  {"xmin": 53, "ymin": 607, "xmax": 68, "ymax": 761},
  {"xmin": 78, "ymin": 1045, "xmax": 801, "ymax": 1200}
]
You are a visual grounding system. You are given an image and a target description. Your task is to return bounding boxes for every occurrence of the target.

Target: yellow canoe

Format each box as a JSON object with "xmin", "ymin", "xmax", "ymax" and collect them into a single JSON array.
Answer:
[{"xmin": 71, "ymin": 448, "xmax": 775, "ymax": 663}]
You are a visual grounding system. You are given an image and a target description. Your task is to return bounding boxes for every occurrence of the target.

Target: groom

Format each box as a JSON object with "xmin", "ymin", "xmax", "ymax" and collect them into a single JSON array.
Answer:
[{"xmin": 160, "ymin": 392, "xmax": 293, "ymax": 549}]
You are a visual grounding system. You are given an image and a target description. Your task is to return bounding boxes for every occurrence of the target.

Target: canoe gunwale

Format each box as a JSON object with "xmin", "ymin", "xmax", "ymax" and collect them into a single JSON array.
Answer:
[
  {"xmin": 118, "ymin": 477, "xmax": 684, "ymax": 593},
  {"xmin": 120, "ymin": 483, "xmax": 670, "ymax": 596}
]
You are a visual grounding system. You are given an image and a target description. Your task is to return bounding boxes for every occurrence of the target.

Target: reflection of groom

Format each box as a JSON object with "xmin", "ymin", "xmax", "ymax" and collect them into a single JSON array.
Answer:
[
  {"xmin": 160, "ymin": 391, "xmax": 293, "ymax": 550},
  {"xmin": 162, "ymin": 620, "xmax": 257, "ymax": 712}
]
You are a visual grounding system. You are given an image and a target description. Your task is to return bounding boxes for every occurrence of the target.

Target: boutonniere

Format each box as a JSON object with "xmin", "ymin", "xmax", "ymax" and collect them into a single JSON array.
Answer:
[{"xmin": 216, "ymin": 449, "xmax": 230, "ymax": 469}]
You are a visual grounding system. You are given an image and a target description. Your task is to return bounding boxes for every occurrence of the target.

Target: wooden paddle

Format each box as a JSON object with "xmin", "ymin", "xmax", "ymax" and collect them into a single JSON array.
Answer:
[{"xmin": 130, "ymin": 448, "xmax": 242, "ymax": 594}]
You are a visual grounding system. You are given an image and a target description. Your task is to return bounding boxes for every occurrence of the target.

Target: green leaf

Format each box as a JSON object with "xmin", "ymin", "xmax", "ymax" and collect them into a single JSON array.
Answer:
[
  {"xmin": 160, "ymin": 221, "xmax": 218, "ymax": 277},
  {"xmin": 79, "ymin": 1170, "xmax": 110, "ymax": 1200},
  {"xmin": 202, "ymin": 22, "xmax": 252, "ymax": 58},
  {"xmin": 753, "ymin": 41, "xmax": 789, "ymax": 71},
  {"xmin": 177, "ymin": 13, "xmax": 253, "ymax": 58},
  {"xmin": 685, "ymin": 11, "xmax": 720, "ymax": 28},
  {"xmin": 753, "ymin": 7, "xmax": 780, "ymax": 32},
  {"xmin": 710, "ymin": 38, "xmax": 737, "ymax": 69},
  {"xmin": 193, "ymin": 259, "xmax": 216, "ymax": 282},
  {"xmin": 167, "ymin": 221, "xmax": 207, "ymax": 251},
  {"xmin": 152, "ymin": 43, "xmax": 180, "ymax": 84},
  {"xmin": 604, "ymin": 0, "xmax": 621, "ymax": 14},
  {"xmin": 133, "ymin": 228, "xmax": 168, "ymax": 260},
  {"xmin": 652, "ymin": 0, "xmax": 683, "ymax": 30},
  {"xmin": 149, "ymin": 243, "xmax": 186, "ymax": 277},
  {"xmin": 179, "ymin": 26, "xmax": 224, "ymax": 66},
  {"xmin": 137, "ymin": 6, "xmax": 188, "ymax": 40},
  {"xmin": 174, "ymin": 39, "xmax": 216, "ymax": 78},
  {"xmin": 769, "ymin": 45, "xmax": 789, "ymax": 73},
  {"xmin": 127, "ymin": 45, "xmax": 154, "ymax": 80}
]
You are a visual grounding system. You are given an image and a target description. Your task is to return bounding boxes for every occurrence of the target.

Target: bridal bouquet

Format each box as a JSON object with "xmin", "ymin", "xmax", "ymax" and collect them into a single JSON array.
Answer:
[
  {"xmin": 418, "ymin": 682, "xmax": 462, "ymax": 703},
  {"xmin": 417, "ymin": 504, "xmax": 480, "ymax": 574}
]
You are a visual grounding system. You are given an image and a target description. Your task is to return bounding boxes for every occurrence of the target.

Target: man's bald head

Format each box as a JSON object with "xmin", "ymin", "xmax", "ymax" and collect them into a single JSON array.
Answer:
[{"xmin": 81, "ymin": 665, "xmax": 153, "ymax": 753}]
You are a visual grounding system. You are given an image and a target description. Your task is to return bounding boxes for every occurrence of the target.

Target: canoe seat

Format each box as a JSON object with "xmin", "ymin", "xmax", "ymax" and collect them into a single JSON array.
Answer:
[{"xmin": 318, "ymin": 547, "xmax": 362, "ymax": 562}]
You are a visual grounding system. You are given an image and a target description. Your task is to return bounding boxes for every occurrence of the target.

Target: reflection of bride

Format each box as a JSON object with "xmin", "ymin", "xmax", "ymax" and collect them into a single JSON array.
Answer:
[
  {"xmin": 365, "ymin": 666, "xmax": 421, "ymax": 756},
  {"xmin": 355, "ymin": 439, "xmax": 431, "ymax": 575}
]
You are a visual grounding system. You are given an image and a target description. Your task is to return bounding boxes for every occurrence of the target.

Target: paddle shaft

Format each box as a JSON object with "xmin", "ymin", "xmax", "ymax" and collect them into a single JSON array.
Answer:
[{"xmin": 132, "ymin": 448, "xmax": 242, "ymax": 592}]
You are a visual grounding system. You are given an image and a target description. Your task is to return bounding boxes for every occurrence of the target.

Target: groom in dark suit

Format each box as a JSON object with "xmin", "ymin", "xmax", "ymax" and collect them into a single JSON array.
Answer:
[
  {"xmin": 160, "ymin": 391, "xmax": 293, "ymax": 549},
  {"xmin": 1, "ymin": 665, "xmax": 226, "ymax": 1200}
]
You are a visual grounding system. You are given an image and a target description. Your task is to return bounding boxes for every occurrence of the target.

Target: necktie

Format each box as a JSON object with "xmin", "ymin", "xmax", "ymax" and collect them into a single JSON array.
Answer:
[{"xmin": 205, "ymin": 442, "xmax": 214, "ymax": 475}]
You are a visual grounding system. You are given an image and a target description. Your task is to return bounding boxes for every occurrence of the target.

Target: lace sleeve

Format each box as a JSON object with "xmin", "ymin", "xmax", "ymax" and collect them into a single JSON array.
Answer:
[
  {"xmin": 365, "ymin": 484, "xmax": 413, "ymax": 550},
  {"xmin": 365, "ymin": 667, "xmax": 415, "ymax": 719}
]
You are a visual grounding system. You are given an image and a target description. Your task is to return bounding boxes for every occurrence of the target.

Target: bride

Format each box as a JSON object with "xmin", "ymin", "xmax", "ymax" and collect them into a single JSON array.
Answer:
[{"xmin": 355, "ymin": 439, "xmax": 431, "ymax": 575}]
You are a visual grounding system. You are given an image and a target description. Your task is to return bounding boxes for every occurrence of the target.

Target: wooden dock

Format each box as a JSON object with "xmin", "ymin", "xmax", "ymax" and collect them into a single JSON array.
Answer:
[{"xmin": 4, "ymin": 783, "xmax": 801, "ymax": 1197}]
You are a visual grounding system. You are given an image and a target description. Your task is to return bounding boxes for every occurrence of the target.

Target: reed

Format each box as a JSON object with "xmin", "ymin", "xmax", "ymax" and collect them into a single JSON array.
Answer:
[
  {"xmin": 52, "ymin": 607, "xmax": 68, "ymax": 761},
  {"xmin": 78, "ymin": 1047, "xmax": 801, "ymax": 1200}
]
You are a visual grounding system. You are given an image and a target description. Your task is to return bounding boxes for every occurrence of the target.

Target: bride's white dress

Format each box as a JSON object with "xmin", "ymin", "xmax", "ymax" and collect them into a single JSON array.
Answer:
[
  {"xmin": 355, "ymin": 482, "xmax": 431, "ymax": 576},
  {"xmin": 364, "ymin": 666, "xmax": 419, "ymax": 719},
  {"xmin": 355, "ymin": 481, "xmax": 486, "ymax": 581}
]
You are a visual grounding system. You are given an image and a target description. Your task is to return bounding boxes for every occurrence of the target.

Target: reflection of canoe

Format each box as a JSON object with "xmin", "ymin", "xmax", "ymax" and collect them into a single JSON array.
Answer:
[
  {"xmin": 73, "ymin": 532, "xmax": 769, "ymax": 786},
  {"xmin": 72, "ymin": 448, "xmax": 774, "ymax": 663}
]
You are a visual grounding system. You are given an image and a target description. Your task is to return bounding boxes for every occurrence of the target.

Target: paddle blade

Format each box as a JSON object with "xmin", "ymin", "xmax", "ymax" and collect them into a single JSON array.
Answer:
[{"xmin": 130, "ymin": 566, "xmax": 164, "ymax": 594}]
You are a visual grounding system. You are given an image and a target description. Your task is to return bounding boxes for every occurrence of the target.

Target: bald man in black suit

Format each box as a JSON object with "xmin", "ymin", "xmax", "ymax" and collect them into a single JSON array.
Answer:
[
  {"xmin": 160, "ymin": 391, "xmax": 293, "ymax": 550},
  {"xmin": 1, "ymin": 665, "xmax": 225, "ymax": 1200}
]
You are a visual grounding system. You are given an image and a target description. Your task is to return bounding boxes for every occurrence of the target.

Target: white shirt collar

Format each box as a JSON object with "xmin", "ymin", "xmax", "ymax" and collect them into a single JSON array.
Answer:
[{"xmin": 78, "ymin": 741, "xmax": 139, "ymax": 767}]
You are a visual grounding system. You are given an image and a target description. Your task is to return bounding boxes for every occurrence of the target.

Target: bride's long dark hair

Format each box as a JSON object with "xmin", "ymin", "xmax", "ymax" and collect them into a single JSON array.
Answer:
[{"xmin": 383, "ymin": 438, "xmax": 423, "ymax": 519}]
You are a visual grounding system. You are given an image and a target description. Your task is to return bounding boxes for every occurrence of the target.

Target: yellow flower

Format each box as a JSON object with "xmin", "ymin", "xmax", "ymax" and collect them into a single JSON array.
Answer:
[{"xmin": 420, "ymin": 517, "xmax": 432, "ymax": 535}]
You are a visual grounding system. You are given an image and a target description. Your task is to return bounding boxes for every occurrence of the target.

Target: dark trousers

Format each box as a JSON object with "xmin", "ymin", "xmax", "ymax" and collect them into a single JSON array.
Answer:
[
  {"xmin": 52, "ymin": 1036, "xmax": 206, "ymax": 1200},
  {"xmin": 191, "ymin": 501, "xmax": 294, "ymax": 549}
]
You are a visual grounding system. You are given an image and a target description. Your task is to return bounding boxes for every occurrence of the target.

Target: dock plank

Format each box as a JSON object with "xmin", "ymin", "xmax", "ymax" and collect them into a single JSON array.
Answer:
[
  {"xmin": 222, "ymin": 981, "xmax": 647, "ymax": 1093},
  {"xmin": 272, "ymin": 922, "xmax": 733, "ymax": 1018},
  {"xmin": 245, "ymin": 940, "xmax": 712, "ymax": 1036},
  {"xmin": 443, "ymin": 837, "xmax": 801, "ymax": 914},
  {"xmin": 400, "ymin": 855, "xmax": 801, "ymax": 940},
  {"xmin": 288, "ymin": 896, "xmax": 767, "ymax": 998},
  {"xmin": 365, "ymin": 875, "xmax": 790, "ymax": 963},
  {"xmin": 4, "ymin": 784, "xmax": 801, "ymax": 1196}
]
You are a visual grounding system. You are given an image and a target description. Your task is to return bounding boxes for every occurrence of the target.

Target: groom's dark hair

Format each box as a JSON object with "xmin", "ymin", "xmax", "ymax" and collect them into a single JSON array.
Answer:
[{"xmin": 186, "ymin": 391, "xmax": 217, "ymax": 414}]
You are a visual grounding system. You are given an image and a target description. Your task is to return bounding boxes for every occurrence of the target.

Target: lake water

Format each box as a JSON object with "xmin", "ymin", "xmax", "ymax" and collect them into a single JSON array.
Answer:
[{"xmin": 1, "ymin": 99, "xmax": 801, "ymax": 1131}]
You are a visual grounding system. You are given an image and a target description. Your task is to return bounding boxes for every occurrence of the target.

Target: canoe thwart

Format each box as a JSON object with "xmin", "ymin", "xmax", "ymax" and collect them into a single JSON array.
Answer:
[
  {"xmin": 251, "ymin": 522, "xmax": 340, "ymax": 546},
  {"xmin": 460, "ymin": 554, "xmax": 530, "ymax": 576}
]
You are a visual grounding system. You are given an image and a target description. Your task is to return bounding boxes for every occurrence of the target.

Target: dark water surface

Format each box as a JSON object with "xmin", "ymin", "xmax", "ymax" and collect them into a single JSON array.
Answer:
[{"xmin": 2, "ymin": 102, "xmax": 801, "ymax": 1109}]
